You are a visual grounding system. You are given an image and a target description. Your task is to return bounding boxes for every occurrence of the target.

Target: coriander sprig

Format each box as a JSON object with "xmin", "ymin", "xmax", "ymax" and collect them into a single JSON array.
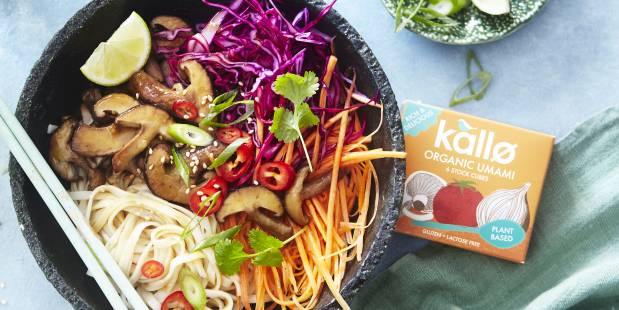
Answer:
[
  {"xmin": 270, "ymin": 71, "xmax": 320, "ymax": 172},
  {"xmin": 194, "ymin": 225, "xmax": 306, "ymax": 275}
]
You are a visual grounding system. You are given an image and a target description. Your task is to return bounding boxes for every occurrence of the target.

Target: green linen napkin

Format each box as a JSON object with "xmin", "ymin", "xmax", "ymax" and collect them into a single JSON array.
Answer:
[{"xmin": 352, "ymin": 107, "xmax": 619, "ymax": 309}]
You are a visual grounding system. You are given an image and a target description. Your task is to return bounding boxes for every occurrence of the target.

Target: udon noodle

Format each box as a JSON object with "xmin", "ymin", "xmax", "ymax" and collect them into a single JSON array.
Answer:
[{"xmin": 70, "ymin": 182, "xmax": 237, "ymax": 309}]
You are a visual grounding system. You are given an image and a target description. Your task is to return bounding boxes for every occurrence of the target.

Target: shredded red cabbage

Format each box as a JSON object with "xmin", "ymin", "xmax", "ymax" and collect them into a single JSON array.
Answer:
[{"xmin": 153, "ymin": 0, "xmax": 378, "ymax": 182}]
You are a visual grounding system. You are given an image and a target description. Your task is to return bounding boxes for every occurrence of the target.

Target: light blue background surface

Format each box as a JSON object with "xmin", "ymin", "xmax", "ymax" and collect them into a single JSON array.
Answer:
[{"xmin": 0, "ymin": 0, "xmax": 616, "ymax": 308}]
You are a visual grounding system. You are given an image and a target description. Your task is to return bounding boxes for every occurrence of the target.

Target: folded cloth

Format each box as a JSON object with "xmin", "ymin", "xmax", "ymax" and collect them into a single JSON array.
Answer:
[{"xmin": 352, "ymin": 107, "xmax": 619, "ymax": 310}]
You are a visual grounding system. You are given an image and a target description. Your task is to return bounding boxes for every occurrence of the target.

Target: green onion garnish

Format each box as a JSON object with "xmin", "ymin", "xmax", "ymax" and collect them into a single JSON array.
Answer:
[
  {"xmin": 208, "ymin": 137, "xmax": 249, "ymax": 169},
  {"xmin": 171, "ymin": 146, "xmax": 190, "ymax": 186},
  {"xmin": 450, "ymin": 50, "xmax": 492, "ymax": 107}
]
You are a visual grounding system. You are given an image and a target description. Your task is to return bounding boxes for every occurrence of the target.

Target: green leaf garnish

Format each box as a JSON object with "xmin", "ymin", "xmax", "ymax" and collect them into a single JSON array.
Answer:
[
  {"xmin": 212, "ymin": 90, "xmax": 238, "ymax": 106},
  {"xmin": 214, "ymin": 239, "xmax": 250, "ymax": 275},
  {"xmin": 193, "ymin": 225, "xmax": 241, "ymax": 252},
  {"xmin": 208, "ymin": 137, "xmax": 249, "ymax": 169},
  {"xmin": 212, "ymin": 228, "xmax": 306, "ymax": 275},
  {"xmin": 248, "ymin": 229, "xmax": 284, "ymax": 252},
  {"xmin": 171, "ymin": 146, "xmax": 190, "ymax": 186},
  {"xmin": 450, "ymin": 50, "xmax": 492, "ymax": 107},
  {"xmin": 252, "ymin": 248, "xmax": 283, "ymax": 267},
  {"xmin": 394, "ymin": 0, "xmax": 458, "ymax": 31},
  {"xmin": 270, "ymin": 72, "xmax": 320, "ymax": 172},
  {"xmin": 180, "ymin": 191, "xmax": 221, "ymax": 239},
  {"xmin": 273, "ymin": 71, "xmax": 319, "ymax": 105}
]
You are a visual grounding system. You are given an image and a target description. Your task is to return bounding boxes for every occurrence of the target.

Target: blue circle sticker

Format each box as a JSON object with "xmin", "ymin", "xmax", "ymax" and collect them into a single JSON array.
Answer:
[{"xmin": 479, "ymin": 220, "xmax": 525, "ymax": 249}]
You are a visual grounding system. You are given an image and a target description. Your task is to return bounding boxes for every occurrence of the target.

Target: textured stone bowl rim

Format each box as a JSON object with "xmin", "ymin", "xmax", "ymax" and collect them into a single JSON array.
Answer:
[{"xmin": 9, "ymin": 0, "xmax": 405, "ymax": 308}]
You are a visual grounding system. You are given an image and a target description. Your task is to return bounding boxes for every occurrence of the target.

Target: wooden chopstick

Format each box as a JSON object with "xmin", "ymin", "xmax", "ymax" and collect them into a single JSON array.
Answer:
[{"xmin": 0, "ymin": 98, "xmax": 148, "ymax": 310}]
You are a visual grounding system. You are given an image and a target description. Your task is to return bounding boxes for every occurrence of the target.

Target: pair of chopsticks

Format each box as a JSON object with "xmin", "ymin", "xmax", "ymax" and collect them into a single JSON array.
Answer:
[{"xmin": 0, "ymin": 97, "xmax": 149, "ymax": 310}]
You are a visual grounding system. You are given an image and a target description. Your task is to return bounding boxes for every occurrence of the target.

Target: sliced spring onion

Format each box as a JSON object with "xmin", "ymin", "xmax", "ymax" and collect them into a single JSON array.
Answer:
[
  {"xmin": 427, "ymin": 0, "xmax": 469, "ymax": 16},
  {"xmin": 395, "ymin": 0, "xmax": 423, "ymax": 32},
  {"xmin": 212, "ymin": 90, "xmax": 238, "ymax": 106},
  {"xmin": 179, "ymin": 268, "xmax": 207, "ymax": 310},
  {"xmin": 450, "ymin": 71, "xmax": 492, "ymax": 106},
  {"xmin": 171, "ymin": 146, "xmax": 190, "ymax": 186},
  {"xmin": 199, "ymin": 100, "xmax": 254, "ymax": 129},
  {"xmin": 450, "ymin": 50, "xmax": 492, "ymax": 106},
  {"xmin": 208, "ymin": 137, "xmax": 249, "ymax": 169},
  {"xmin": 193, "ymin": 225, "xmax": 241, "ymax": 252},
  {"xmin": 395, "ymin": 0, "xmax": 458, "ymax": 31},
  {"xmin": 168, "ymin": 124, "xmax": 213, "ymax": 146},
  {"xmin": 181, "ymin": 191, "xmax": 221, "ymax": 239}
]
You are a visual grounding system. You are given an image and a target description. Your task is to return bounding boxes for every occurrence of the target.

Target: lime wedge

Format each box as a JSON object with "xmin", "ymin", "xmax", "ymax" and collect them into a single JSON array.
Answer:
[
  {"xmin": 80, "ymin": 12, "xmax": 151, "ymax": 86},
  {"xmin": 472, "ymin": 0, "xmax": 510, "ymax": 15}
]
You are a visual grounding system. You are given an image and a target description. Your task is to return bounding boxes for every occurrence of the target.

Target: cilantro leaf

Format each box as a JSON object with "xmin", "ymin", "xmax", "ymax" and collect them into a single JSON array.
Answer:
[
  {"xmin": 270, "ymin": 107, "xmax": 299, "ymax": 143},
  {"xmin": 248, "ymin": 229, "xmax": 283, "ymax": 252},
  {"xmin": 252, "ymin": 248, "xmax": 283, "ymax": 267},
  {"xmin": 269, "ymin": 104, "xmax": 318, "ymax": 143},
  {"xmin": 273, "ymin": 71, "xmax": 319, "ymax": 105},
  {"xmin": 248, "ymin": 229, "xmax": 284, "ymax": 267},
  {"xmin": 192, "ymin": 225, "xmax": 241, "ymax": 252},
  {"xmin": 214, "ymin": 239, "xmax": 250, "ymax": 275}
]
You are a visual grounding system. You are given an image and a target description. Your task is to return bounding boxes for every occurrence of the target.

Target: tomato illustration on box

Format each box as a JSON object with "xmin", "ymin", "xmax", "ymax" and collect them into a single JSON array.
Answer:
[{"xmin": 396, "ymin": 101, "xmax": 554, "ymax": 263}]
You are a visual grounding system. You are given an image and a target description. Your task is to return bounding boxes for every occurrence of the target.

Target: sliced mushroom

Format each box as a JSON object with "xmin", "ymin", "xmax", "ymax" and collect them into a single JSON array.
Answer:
[
  {"xmin": 92, "ymin": 93, "xmax": 139, "ymax": 122},
  {"xmin": 128, "ymin": 71, "xmax": 185, "ymax": 111},
  {"xmin": 50, "ymin": 118, "xmax": 105, "ymax": 189},
  {"xmin": 144, "ymin": 143, "xmax": 193, "ymax": 204},
  {"xmin": 284, "ymin": 168, "xmax": 350, "ymax": 226},
  {"xmin": 150, "ymin": 16, "xmax": 191, "ymax": 49},
  {"xmin": 71, "ymin": 123, "xmax": 138, "ymax": 157},
  {"xmin": 112, "ymin": 105, "xmax": 173, "ymax": 172},
  {"xmin": 145, "ymin": 56, "xmax": 165, "ymax": 83},
  {"xmin": 181, "ymin": 143, "xmax": 226, "ymax": 177},
  {"xmin": 217, "ymin": 186, "xmax": 292, "ymax": 240},
  {"xmin": 179, "ymin": 60, "xmax": 214, "ymax": 119},
  {"xmin": 284, "ymin": 167, "xmax": 310, "ymax": 226}
]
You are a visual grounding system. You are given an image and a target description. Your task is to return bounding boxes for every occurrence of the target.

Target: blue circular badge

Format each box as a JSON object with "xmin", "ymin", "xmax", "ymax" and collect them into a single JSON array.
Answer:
[{"xmin": 479, "ymin": 220, "xmax": 525, "ymax": 249}]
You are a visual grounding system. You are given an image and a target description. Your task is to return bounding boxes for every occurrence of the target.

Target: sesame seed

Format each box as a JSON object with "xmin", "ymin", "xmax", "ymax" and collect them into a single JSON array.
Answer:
[
  {"xmin": 208, "ymin": 127, "xmax": 214, "ymax": 132},
  {"xmin": 238, "ymin": 81, "xmax": 244, "ymax": 86},
  {"xmin": 159, "ymin": 135, "xmax": 164, "ymax": 140},
  {"xmin": 148, "ymin": 164, "xmax": 154, "ymax": 170},
  {"xmin": 209, "ymin": 153, "xmax": 214, "ymax": 157},
  {"xmin": 199, "ymin": 113, "xmax": 206, "ymax": 117},
  {"xmin": 189, "ymin": 162, "xmax": 195, "ymax": 167},
  {"xmin": 213, "ymin": 184, "xmax": 220, "ymax": 189},
  {"xmin": 201, "ymin": 196, "xmax": 207, "ymax": 202},
  {"xmin": 190, "ymin": 184, "xmax": 196, "ymax": 188},
  {"xmin": 185, "ymin": 188, "xmax": 190, "ymax": 194},
  {"xmin": 148, "ymin": 148, "xmax": 153, "ymax": 155},
  {"xmin": 135, "ymin": 93, "xmax": 140, "ymax": 99},
  {"xmin": 197, "ymin": 191, "xmax": 204, "ymax": 196},
  {"xmin": 185, "ymin": 152, "xmax": 191, "ymax": 157},
  {"xmin": 192, "ymin": 166, "xmax": 198, "ymax": 173},
  {"xmin": 183, "ymin": 115, "xmax": 190, "ymax": 119},
  {"xmin": 202, "ymin": 163, "xmax": 207, "ymax": 169},
  {"xmin": 253, "ymin": 180, "xmax": 259, "ymax": 185},
  {"xmin": 160, "ymin": 156, "xmax": 166, "ymax": 163},
  {"xmin": 248, "ymin": 129, "xmax": 255, "ymax": 134},
  {"xmin": 191, "ymin": 156, "xmax": 198, "ymax": 161},
  {"xmin": 213, "ymin": 141, "xmax": 219, "ymax": 147},
  {"xmin": 136, "ymin": 168, "xmax": 141, "ymax": 174},
  {"xmin": 247, "ymin": 117, "xmax": 253, "ymax": 122},
  {"xmin": 206, "ymin": 95, "xmax": 213, "ymax": 102}
]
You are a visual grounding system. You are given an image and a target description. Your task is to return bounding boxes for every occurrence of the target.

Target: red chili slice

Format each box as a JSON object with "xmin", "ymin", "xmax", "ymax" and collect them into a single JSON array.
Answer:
[
  {"xmin": 141, "ymin": 260, "xmax": 164, "ymax": 279},
  {"xmin": 216, "ymin": 127, "xmax": 242, "ymax": 144},
  {"xmin": 215, "ymin": 144, "xmax": 254, "ymax": 183},
  {"xmin": 189, "ymin": 176, "xmax": 229, "ymax": 217},
  {"xmin": 257, "ymin": 161, "xmax": 296, "ymax": 191},
  {"xmin": 160, "ymin": 291, "xmax": 194, "ymax": 310},
  {"xmin": 172, "ymin": 100, "xmax": 199, "ymax": 121}
]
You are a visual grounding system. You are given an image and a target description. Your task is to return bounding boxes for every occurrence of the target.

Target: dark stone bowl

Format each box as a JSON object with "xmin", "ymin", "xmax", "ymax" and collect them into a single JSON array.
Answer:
[{"xmin": 9, "ymin": 0, "xmax": 405, "ymax": 308}]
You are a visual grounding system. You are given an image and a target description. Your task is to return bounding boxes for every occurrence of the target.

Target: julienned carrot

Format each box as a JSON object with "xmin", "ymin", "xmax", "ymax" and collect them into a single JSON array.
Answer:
[{"xmin": 311, "ymin": 56, "xmax": 338, "ymax": 168}]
